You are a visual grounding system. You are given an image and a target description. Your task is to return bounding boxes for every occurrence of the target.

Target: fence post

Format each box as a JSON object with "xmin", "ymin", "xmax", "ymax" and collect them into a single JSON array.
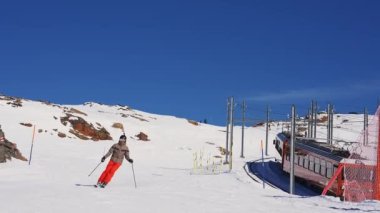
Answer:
[{"xmin": 28, "ymin": 125, "xmax": 36, "ymax": 165}]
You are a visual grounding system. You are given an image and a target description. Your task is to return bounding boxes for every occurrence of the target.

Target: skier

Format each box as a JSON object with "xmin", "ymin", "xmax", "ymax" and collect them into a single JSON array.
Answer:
[{"xmin": 97, "ymin": 134, "xmax": 133, "ymax": 188}]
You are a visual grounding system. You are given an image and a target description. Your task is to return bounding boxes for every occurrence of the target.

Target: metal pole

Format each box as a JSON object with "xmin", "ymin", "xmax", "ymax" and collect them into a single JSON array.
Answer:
[
  {"xmin": 225, "ymin": 98, "xmax": 230, "ymax": 164},
  {"xmin": 307, "ymin": 109, "xmax": 311, "ymax": 138},
  {"xmin": 309, "ymin": 101, "xmax": 314, "ymax": 138},
  {"xmin": 229, "ymin": 97, "xmax": 234, "ymax": 171},
  {"xmin": 265, "ymin": 105, "xmax": 270, "ymax": 156},
  {"xmin": 261, "ymin": 140, "xmax": 265, "ymax": 189},
  {"xmin": 28, "ymin": 125, "xmax": 36, "ymax": 165},
  {"xmin": 290, "ymin": 105, "xmax": 296, "ymax": 194},
  {"xmin": 313, "ymin": 101, "xmax": 318, "ymax": 138},
  {"xmin": 287, "ymin": 114, "xmax": 290, "ymax": 133},
  {"xmin": 88, "ymin": 162, "xmax": 102, "ymax": 177},
  {"xmin": 330, "ymin": 104, "xmax": 334, "ymax": 145},
  {"xmin": 364, "ymin": 107, "xmax": 368, "ymax": 146},
  {"xmin": 240, "ymin": 100, "xmax": 246, "ymax": 158},
  {"xmin": 327, "ymin": 104, "xmax": 330, "ymax": 144}
]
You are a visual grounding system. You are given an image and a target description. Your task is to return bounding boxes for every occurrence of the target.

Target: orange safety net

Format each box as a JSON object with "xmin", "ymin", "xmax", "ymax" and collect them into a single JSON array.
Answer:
[{"xmin": 343, "ymin": 106, "xmax": 380, "ymax": 202}]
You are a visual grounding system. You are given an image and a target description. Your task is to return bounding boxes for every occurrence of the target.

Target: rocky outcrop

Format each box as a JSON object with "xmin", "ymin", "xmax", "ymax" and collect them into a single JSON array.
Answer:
[
  {"xmin": 0, "ymin": 95, "xmax": 14, "ymax": 101},
  {"xmin": 6, "ymin": 98, "xmax": 22, "ymax": 107},
  {"xmin": 20, "ymin": 123, "xmax": 33, "ymax": 127},
  {"xmin": 0, "ymin": 141, "xmax": 28, "ymax": 163},
  {"xmin": 318, "ymin": 116, "xmax": 328, "ymax": 123},
  {"xmin": 0, "ymin": 129, "xmax": 28, "ymax": 163},
  {"xmin": 60, "ymin": 114, "xmax": 112, "ymax": 141},
  {"xmin": 136, "ymin": 132, "xmax": 149, "ymax": 141},
  {"xmin": 112, "ymin": 123, "xmax": 124, "ymax": 131},
  {"xmin": 58, "ymin": 132, "xmax": 66, "ymax": 138},
  {"xmin": 118, "ymin": 106, "xmax": 131, "ymax": 111},
  {"xmin": 40, "ymin": 100, "xmax": 62, "ymax": 108},
  {"xmin": 188, "ymin": 120, "xmax": 199, "ymax": 126},
  {"xmin": 131, "ymin": 115, "xmax": 149, "ymax": 122},
  {"xmin": 253, "ymin": 122, "xmax": 265, "ymax": 127},
  {"xmin": 67, "ymin": 108, "xmax": 87, "ymax": 116},
  {"xmin": 69, "ymin": 129, "xmax": 89, "ymax": 140},
  {"xmin": 121, "ymin": 113, "xmax": 149, "ymax": 122}
]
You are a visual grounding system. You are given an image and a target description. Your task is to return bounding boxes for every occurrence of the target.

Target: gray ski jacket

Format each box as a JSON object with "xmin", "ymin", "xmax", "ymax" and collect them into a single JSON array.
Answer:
[{"xmin": 103, "ymin": 140, "xmax": 131, "ymax": 164}]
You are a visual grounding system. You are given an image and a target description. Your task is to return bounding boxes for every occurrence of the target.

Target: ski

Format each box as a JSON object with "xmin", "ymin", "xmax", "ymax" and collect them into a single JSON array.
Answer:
[{"xmin": 75, "ymin": 184, "xmax": 98, "ymax": 188}]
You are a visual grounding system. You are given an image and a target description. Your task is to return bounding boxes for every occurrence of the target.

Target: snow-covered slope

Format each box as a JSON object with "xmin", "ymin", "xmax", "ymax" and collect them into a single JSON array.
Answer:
[{"xmin": 0, "ymin": 95, "xmax": 378, "ymax": 213}]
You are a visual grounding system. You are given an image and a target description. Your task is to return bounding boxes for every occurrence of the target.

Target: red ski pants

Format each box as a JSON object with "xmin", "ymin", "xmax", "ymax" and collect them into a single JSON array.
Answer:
[{"xmin": 98, "ymin": 160, "xmax": 121, "ymax": 184}]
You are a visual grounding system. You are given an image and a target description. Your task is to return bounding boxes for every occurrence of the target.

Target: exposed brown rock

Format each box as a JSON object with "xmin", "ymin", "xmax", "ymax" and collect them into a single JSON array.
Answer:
[
  {"xmin": 120, "ymin": 113, "xmax": 149, "ymax": 122},
  {"xmin": 39, "ymin": 100, "xmax": 62, "ymax": 108},
  {"xmin": 7, "ymin": 98, "xmax": 23, "ymax": 107},
  {"xmin": 68, "ymin": 108, "xmax": 87, "ymax": 116},
  {"xmin": 69, "ymin": 129, "xmax": 89, "ymax": 140},
  {"xmin": 0, "ymin": 95, "xmax": 14, "ymax": 101},
  {"xmin": 38, "ymin": 129, "xmax": 43, "ymax": 133},
  {"xmin": 136, "ymin": 132, "xmax": 149, "ymax": 141},
  {"xmin": 131, "ymin": 114, "xmax": 149, "ymax": 122},
  {"xmin": 112, "ymin": 123, "xmax": 124, "ymax": 130},
  {"xmin": 118, "ymin": 106, "xmax": 131, "ymax": 111},
  {"xmin": 0, "ymin": 128, "xmax": 28, "ymax": 163},
  {"xmin": 318, "ymin": 116, "xmax": 328, "ymax": 123},
  {"xmin": 39, "ymin": 100, "xmax": 52, "ymax": 105},
  {"xmin": 20, "ymin": 123, "xmax": 33, "ymax": 127},
  {"xmin": 58, "ymin": 132, "xmax": 66, "ymax": 138},
  {"xmin": 253, "ymin": 122, "xmax": 265, "ymax": 127},
  {"xmin": 61, "ymin": 114, "xmax": 112, "ymax": 141},
  {"xmin": 188, "ymin": 120, "xmax": 199, "ymax": 126}
]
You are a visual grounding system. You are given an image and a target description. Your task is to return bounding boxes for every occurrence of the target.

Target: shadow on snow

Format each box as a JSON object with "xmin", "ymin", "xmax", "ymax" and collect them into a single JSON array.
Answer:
[{"xmin": 247, "ymin": 159, "xmax": 320, "ymax": 197}]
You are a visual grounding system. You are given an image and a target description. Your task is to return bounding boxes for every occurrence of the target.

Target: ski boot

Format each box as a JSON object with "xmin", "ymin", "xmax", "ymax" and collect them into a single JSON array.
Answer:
[{"xmin": 96, "ymin": 182, "xmax": 107, "ymax": 188}]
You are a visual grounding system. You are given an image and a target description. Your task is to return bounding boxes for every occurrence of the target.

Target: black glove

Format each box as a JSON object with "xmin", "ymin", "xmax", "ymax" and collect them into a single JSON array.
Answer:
[
  {"xmin": 101, "ymin": 157, "xmax": 105, "ymax": 163},
  {"xmin": 128, "ymin": 159, "xmax": 133, "ymax": 163}
]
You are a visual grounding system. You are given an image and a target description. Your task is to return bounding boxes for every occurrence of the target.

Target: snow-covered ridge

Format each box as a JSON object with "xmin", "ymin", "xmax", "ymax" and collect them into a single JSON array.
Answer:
[
  {"xmin": 0, "ymin": 94, "xmax": 204, "ymax": 142},
  {"xmin": 0, "ymin": 94, "xmax": 378, "ymax": 213}
]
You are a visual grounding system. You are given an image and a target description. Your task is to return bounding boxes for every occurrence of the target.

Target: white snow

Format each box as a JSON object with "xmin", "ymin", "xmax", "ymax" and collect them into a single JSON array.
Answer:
[{"xmin": 0, "ymin": 96, "xmax": 379, "ymax": 213}]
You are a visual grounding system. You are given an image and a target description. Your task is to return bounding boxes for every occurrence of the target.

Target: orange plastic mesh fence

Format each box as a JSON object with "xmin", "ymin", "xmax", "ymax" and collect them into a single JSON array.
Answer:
[{"xmin": 343, "ymin": 106, "xmax": 379, "ymax": 202}]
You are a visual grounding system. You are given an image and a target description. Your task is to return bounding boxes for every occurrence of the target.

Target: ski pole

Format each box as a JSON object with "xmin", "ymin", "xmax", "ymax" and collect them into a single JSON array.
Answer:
[
  {"xmin": 131, "ymin": 163, "xmax": 137, "ymax": 188},
  {"xmin": 88, "ymin": 162, "xmax": 102, "ymax": 177}
]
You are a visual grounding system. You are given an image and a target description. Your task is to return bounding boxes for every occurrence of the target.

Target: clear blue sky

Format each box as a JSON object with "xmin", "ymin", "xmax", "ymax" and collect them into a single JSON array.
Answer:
[{"xmin": 1, "ymin": 0, "xmax": 379, "ymax": 125}]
